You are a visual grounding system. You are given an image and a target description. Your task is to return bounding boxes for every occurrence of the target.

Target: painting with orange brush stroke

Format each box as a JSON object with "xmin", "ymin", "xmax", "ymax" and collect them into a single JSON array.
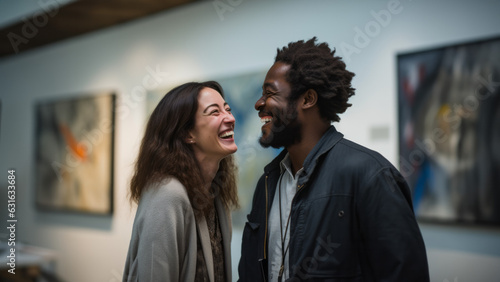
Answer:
[{"xmin": 34, "ymin": 93, "xmax": 115, "ymax": 214}]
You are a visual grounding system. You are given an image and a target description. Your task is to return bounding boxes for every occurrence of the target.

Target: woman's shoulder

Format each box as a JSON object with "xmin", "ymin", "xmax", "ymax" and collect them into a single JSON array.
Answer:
[
  {"xmin": 139, "ymin": 177, "xmax": 191, "ymax": 210},
  {"xmin": 132, "ymin": 177, "xmax": 196, "ymax": 240}
]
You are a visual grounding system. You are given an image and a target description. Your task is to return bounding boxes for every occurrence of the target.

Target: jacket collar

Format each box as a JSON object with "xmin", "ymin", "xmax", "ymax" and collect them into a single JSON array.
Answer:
[
  {"xmin": 263, "ymin": 126, "xmax": 344, "ymax": 183},
  {"xmin": 264, "ymin": 149, "xmax": 288, "ymax": 174}
]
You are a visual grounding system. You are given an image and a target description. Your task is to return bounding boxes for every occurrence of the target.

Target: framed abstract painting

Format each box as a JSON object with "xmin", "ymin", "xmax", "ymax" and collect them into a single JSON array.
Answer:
[
  {"xmin": 397, "ymin": 36, "xmax": 500, "ymax": 225},
  {"xmin": 35, "ymin": 93, "xmax": 115, "ymax": 215}
]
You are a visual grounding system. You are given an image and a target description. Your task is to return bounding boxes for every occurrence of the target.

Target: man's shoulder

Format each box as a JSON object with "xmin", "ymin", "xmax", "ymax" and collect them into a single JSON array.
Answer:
[{"xmin": 329, "ymin": 138, "xmax": 395, "ymax": 169}]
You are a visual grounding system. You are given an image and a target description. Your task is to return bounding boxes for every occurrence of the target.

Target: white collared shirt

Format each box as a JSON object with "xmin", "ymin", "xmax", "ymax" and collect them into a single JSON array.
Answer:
[{"xmin": 268, "ymin": 153, "xmax": 304, "ymax": 282}]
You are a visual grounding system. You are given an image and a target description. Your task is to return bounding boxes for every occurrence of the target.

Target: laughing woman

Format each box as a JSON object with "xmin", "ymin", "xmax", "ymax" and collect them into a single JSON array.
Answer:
[{"xmin": 123, "ymin": 81, "xmax": 239, "ymax": 282}]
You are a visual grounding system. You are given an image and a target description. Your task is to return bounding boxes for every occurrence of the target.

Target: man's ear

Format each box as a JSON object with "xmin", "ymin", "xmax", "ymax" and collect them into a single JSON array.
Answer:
[{"xmin": 301, "ymin": 89, "xmax": 318, "ymax": 110}]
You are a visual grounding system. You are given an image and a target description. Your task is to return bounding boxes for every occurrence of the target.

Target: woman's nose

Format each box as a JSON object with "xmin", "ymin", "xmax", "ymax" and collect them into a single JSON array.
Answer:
[{"xmin": 224, "ymin": 111, "xmax": 235, "ymax": 124}]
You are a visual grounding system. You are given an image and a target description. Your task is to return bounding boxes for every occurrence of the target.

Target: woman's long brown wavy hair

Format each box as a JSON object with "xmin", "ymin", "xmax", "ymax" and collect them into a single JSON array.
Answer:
[{"xmin": 129, "ymin": 81, "xmax": 239, "ymax": 216}]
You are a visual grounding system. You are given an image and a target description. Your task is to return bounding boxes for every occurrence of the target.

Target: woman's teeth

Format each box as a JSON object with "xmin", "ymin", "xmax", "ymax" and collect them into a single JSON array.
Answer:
[{"xmin": 219, "ymin": 131, "xmax": 234, "ymax": 138}]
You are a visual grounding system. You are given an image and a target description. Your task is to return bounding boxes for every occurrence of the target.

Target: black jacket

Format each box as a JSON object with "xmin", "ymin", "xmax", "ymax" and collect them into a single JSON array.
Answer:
[{"xmin": 238, "ymin": 126, "xmax": 429, "ymax": 281}]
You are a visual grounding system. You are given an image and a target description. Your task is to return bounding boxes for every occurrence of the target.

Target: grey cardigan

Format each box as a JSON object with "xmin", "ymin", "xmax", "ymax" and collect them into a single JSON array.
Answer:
[{"xmin": 123, "ymin": 178, "xmax": 233, "ymax": 282}]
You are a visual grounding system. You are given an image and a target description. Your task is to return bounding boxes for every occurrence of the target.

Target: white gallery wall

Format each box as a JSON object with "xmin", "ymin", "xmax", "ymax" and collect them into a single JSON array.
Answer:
[{"xmin": 1, "ymin": 0, "xmax": 500, "ymax": 281}]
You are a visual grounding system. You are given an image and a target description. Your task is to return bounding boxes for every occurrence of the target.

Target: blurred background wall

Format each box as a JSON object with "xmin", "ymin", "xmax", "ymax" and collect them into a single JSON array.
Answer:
[{"xmin": 0, "ymin": 0, "xmax": 499, "ymax": 281}]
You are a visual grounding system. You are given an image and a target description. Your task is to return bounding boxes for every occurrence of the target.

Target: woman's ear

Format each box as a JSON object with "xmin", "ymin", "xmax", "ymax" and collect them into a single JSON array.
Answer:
[
  {"xmin": 302, "ymin": 89, "xmax": 318, "ymax": 110},
  {"xmin": 185, "ymin": 133, "xmax": 196, "ymax": 144}
]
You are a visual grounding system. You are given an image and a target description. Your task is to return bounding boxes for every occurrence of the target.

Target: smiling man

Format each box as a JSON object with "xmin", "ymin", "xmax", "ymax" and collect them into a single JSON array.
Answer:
[{"xmin": 238, "ymin": 38, "xmax": 429, "ymax": 282}]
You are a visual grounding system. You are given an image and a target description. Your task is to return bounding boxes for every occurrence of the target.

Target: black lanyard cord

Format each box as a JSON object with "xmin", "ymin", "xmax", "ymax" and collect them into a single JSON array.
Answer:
[{"xmin": 278, "ymin": 173, "xmax": 293, "ymax": 282}]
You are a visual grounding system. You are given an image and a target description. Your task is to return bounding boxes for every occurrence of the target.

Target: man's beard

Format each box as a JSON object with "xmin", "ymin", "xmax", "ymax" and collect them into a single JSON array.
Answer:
[{"xmin": 259, "ymin": 104, "xmax": 302, "ymax": 149}]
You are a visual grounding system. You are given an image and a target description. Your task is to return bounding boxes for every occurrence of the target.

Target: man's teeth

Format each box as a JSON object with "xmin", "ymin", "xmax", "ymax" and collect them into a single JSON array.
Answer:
[
  {"xmin": 219, "ymin": 131, "xmax": 234, "ymax": 138},
  {"xmin": 261, "ymin": 117, "xmax": 272, "ymax": 124}
]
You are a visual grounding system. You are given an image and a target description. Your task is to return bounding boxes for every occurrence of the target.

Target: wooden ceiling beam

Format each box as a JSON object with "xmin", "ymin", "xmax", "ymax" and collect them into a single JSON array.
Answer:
[{"xmin": 0, "ymin": 0, "xmax": 197, "ymax": 58}]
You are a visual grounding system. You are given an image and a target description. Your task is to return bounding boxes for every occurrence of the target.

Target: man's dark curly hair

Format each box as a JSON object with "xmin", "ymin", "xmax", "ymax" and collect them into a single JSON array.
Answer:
[{"xmin": 275, "ymin": 37, "xmax": 355, "ymax": 122}]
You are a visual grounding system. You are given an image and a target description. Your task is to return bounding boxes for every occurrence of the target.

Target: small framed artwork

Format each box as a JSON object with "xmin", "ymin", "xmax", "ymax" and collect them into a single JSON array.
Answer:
[
  {"xmin": 35, "ymin": 93, "xmax": 115, "ymax": 215},
  {"xmin": 397, "ymin": 36, "xmax": 500, "ymax": 225}
]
